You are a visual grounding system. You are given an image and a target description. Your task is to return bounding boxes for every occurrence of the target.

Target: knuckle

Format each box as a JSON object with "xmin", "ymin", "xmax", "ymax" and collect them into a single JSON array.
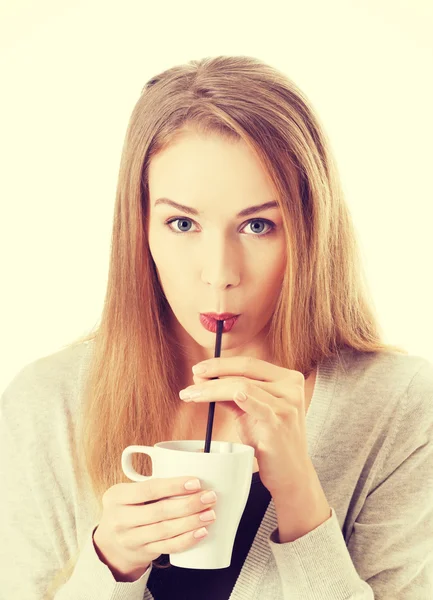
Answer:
[
  {"xmin": 156, "ymin": 499, "xmax": 170, "ymax": 521},
  {"xmin": 241, "ymin": 356, "xmax": 253, "ymax": 377},
  {"xmin": 283, "ymin": 404, "xmax": 298, "ymax": 424},
  {"xmin": 266, "ymin": 403, "xmax": 274, "ymax": 418},
  {"xmin": 243, "ymin": 381, "xmax": 253, "ymax": 395},
  {"xmin": 158, "ymin": 520, "xmax": 172, "ymax": 539},
  {"xmin": 114, "ymin": 528, "xmax": 127, "ymax": 548},
  {"xmin": 145, "ymin": 478, "xmax": 158, "ymax": 501},
  {"xmin": 102, "ymin": 486, "xmax": 114, "ymax": 507},
  {"xmin": 113, "ymin": 521, "xmax": 122, "ymax": 535},
  {"xmin": 112, "ymin": 512, "xmax": 123, "ymax": 534}
]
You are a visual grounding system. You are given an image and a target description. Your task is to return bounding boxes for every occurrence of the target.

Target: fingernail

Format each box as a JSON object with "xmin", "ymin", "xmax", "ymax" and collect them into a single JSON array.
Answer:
[
  {"xmin": 184, "ymin": 478, "xmax": 201, "ymax": 490},
  {"xmin": 199, "ymin": 509, "xmax": 216, "ymax": 522},
  {"xmin": 194, "ymin": 527, "xmax": 208, "ymax": 539},
  {"xmin": 200, "ymin": 491, "xmax": 217, "ymax": 504},
  {"xmin": 192, "ymin": 365, "xmax": 207, "ymax": 374}
]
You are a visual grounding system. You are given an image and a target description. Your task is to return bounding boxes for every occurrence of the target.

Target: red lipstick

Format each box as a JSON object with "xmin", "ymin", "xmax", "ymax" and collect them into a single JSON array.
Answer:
[{"xmin": 199, "ymin": 313, "xmax": 240, "ymax": 333}]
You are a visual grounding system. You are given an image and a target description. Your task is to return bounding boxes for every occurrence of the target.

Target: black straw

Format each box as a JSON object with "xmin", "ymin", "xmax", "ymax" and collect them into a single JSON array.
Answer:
[{"xmin": 204, "ymin": 319, "xmax": 224, "ymax": 453}]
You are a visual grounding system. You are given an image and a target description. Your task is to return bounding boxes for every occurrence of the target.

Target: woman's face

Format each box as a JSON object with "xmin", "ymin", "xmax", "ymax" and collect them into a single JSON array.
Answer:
[{"xmin": 147, "ymin": 128, "xmax": 287, "ymax": 363}]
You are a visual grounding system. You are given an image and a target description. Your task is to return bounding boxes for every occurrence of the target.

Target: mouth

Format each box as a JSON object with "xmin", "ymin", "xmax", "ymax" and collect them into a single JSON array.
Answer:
[
  {"xmin": 201, "ymin": 312, "xmax": 239, "ymax": 320},
  {"xmin": 199, "ymin": 314, "xmax": 240, "ymax": 333}
]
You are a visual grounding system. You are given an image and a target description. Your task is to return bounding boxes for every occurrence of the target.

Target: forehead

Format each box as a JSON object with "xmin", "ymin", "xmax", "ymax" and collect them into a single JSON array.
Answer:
[{"xmin": 148, "ymin": 131, "xmax": 277, "ymax": 202}]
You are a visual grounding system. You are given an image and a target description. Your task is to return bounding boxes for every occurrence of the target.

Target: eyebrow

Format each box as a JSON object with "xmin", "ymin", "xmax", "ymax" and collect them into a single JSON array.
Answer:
[{"xmin": 154, "ymin": 198, "xmax": 279, "ymax": 218}]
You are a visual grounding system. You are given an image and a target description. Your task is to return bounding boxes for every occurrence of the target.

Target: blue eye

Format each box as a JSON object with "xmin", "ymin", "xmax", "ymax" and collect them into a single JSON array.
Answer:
[{"xmin": 164, "ymin": 217, "xmax": 276, "ymax": 239}]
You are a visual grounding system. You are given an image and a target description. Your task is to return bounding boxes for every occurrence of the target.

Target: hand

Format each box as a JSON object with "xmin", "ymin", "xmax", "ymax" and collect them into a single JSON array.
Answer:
[
  {"xmin": 93, "ymin": 476, "xmax": 218, "ymax": 582},
  {"xmin": 179, "ymin": 356, "xmax": 314, "ymax": 498}
]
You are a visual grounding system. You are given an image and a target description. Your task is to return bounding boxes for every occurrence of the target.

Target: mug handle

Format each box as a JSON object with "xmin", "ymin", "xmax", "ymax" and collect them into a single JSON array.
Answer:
[{"xmin": 121, "ymin": 445, "xmax": 155, "ymax": 481}]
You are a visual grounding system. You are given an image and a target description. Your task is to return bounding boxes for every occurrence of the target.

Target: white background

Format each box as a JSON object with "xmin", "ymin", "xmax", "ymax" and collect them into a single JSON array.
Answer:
[{"xmin": 1, "ymin": 0, "xmax": 432, "ymax": 392}]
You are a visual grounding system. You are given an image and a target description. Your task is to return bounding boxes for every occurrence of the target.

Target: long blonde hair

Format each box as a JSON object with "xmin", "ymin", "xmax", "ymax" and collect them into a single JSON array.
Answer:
[{"xmin": 45, "ymin": 54, "xmax": 406, "ymax": 596}]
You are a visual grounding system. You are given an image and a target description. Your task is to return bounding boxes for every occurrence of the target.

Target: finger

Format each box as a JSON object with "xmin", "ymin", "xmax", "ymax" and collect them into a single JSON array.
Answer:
[
  {"xmin": 120, "ymin": 488, "xmax": 218, "ymax": 529},
  {"xmin": 182, "ymin": 377, "xmax": 273, "ymax": 402},
  {"xmin": 127, "ymin": 509, "xmax": 216, "ymax": 547},
  {"xmin": 232, "ymin": 389, "xmax": 277, "ymax": 422},
  {"xmin": 109, "ymin": 476, "xmax": 205, "ymax": 506},
  {"xmin": 182, "ymin": 380, "xmax": 279, "ymax": 407},
  {"xmin": 194, "ymin": 356, "xmax": 302, "ymax": 383}
]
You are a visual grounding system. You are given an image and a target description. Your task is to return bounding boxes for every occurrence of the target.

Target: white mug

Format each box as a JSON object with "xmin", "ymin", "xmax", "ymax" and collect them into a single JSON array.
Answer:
[{"xmin": 121, "ymin": 440, "xmax": 255, "ymax": 569}]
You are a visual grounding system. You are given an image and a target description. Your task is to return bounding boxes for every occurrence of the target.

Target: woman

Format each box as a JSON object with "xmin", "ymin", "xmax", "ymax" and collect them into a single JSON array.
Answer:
[{"xmin": 1, "ymin": 55, "xmax": 432, "ymax": 600}]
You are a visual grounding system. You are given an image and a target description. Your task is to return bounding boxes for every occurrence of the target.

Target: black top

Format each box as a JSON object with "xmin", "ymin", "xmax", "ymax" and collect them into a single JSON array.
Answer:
[{"xmin": 147, "ymin": 471, "xmax": 272, "ymax": 599}]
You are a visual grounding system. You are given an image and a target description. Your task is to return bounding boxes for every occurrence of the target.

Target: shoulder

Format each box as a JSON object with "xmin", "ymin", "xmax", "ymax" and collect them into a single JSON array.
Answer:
[
  {"xmin": 337, "ymin": 347, "xmax": 432, "ymax": 394},
  {"xmin": 336, "ymin": 347, "xmax": 433, "ymax": 436},
  {"xmin": 0, "ymin": 340, "xmax": 92, "ymax": 432}
]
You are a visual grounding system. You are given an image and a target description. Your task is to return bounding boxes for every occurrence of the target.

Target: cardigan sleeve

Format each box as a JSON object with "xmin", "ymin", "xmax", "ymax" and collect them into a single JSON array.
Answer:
[
  {"xmin": 266, "ymin": 360, "xmax": 433, "ymax": 599},
  {"xmin": 55, "ymin": 526, "xmax": 153, "ymax": 600},
  {"xmin": 0, "ymin": 388, "xmax": 153, "ymax": 600}
]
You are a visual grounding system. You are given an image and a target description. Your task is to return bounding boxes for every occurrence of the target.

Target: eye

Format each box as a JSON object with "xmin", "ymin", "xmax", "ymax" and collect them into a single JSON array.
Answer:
[{"xmin": 164, "ymin": 217, "xmax": 276, "ymax": 239}]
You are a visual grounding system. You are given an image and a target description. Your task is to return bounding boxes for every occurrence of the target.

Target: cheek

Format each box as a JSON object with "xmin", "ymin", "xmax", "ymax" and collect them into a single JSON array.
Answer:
[
  {"xmin": 148, "ymin": 233, "xmax": 176, "ymax": 272},
  {"xmin": 150, "ymin": 247, "xmax": 191, "ymax": 297},
  {"xmin": 154, "ymin": 259, "xmax": 181, "ymax": 289},
  {"xmin": 148, "ymin": 236, "xmax": 174, "ymax": 287},
  {"xmin": 254, "ymin": 249, "xmax": 286, "ymax": 281},
  {"xmin": 251, "ymin": 253, "xmax": 286, "ymax": 300}
]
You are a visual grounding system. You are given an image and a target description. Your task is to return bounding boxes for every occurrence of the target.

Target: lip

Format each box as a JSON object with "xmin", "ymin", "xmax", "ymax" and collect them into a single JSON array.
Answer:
[
  {"xmin": 199, "ymin": 314, "xmax": 240, "ymax": 333},
  {"xmin": 201, "ymin": 312, "xmax": 239, "ymax": 320}
]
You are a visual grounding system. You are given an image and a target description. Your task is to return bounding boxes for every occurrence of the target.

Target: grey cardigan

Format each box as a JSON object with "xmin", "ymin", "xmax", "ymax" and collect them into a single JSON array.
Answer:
[{"xmin": 1, "ymin": 341, "xmax": 432, "ymax": 599}]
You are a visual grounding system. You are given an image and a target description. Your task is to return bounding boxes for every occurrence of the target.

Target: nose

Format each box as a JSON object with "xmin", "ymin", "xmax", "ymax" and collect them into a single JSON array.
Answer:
[{"xmin": 200, "ymin": 233, "xmax": 241, "ymax": 290}]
